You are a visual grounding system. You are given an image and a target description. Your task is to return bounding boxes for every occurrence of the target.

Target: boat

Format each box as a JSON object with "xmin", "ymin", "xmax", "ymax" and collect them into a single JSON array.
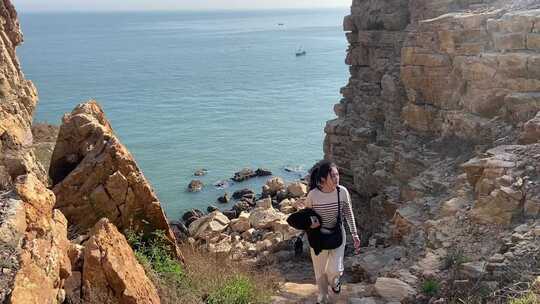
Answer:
[
  {"xmin": 295, "ymin": 47, "xmax": 306, "ymax": 56},
  {"xmin": 277, "ymin": 23, "xmax": 284, "ymax": 26}
]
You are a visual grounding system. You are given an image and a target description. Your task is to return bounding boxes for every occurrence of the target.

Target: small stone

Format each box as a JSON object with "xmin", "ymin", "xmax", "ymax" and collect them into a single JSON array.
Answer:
[
  {"xmin": 488, "ymin": 253, "xmax": 505, "ymax": 263},
  {"xmin": 241, "ymin": 228, "xmax": 256, "ymax": 241},
  {"xmin": 511, "ymin": 233, "xmax": 525, "ymax": 242},
  {"xmin": 461, "ymin": 261, "xmax": 487, "ymax": 279},
  {"xmin": 57, "ymin": 289, "xmax": 66, "ymax": 303},
  {"xmin": 374, "ymin": 277, "xmax": 416, "ymax": 301},
  {"xmin": 513, "ymin": 224, "xmax": 529, "ymax": 233},
  {"xmin": 194, "ymin": 169, "xmax": 208, "ymax": 176},
  {"xmin": 2, "ymin": 268, "xmax": 11, "ymax": 274},
  {"xmin": 207, "ymin": 205, "xmax": 218, "ymax": 213},
  {"xmin": 217, "ymin": 192, "xmax": 230, "ymax": 204},
  {"xmin": 503, "ymin": 252, "xmax": 515, "ymax": 260}
]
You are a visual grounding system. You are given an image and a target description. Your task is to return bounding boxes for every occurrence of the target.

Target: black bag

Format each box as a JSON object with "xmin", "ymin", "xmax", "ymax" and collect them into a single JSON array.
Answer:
[{"xmin": 319, "ymin": 187, "xmax": 343, "ymax": 250}]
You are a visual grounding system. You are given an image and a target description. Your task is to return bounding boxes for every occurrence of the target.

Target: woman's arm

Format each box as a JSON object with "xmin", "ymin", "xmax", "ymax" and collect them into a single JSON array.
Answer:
[
  {"xmin": 341, "ymin": 186, "xmax": 361, "ymax": 253},
  {"xmin": 341, "ymin": 187, "xmax": 358, "ymax": 236}
]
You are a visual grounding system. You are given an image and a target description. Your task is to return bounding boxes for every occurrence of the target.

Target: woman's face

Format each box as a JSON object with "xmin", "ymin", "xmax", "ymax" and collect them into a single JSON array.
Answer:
[{"xmin": 322, "ymin": 166, "xmax": 339, "ymax": 188}]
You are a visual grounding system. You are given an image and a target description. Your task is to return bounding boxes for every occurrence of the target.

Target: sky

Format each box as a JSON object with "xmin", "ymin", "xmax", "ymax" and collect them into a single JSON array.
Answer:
[{"xmin": 13, "ymin": 0, "xmax": 351, "ymax": 12}]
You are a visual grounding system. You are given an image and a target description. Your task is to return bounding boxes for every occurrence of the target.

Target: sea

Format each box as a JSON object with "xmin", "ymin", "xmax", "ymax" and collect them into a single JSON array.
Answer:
[{"xmin": 17, "ymin": 9, "xmax": 349, "ymax": 221}]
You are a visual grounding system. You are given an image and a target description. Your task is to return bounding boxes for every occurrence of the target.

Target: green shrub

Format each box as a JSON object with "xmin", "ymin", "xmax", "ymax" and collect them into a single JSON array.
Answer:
[
  {"xmin": 206, "ymin": 275, "xmax": 257, "ymax": 304},
  {"xmin": 509, "ymin": 292, "xmax": 539, "ymax": 304},
  {"xmin": 422, "ymin": 279, "xmax": 440, "ymax": 296},
  {"xmin": 442, "ymin": 248, "xmax": 470, "ymax": 270},
  {"xmin": 125, "ymin": 229, "xmax": 183, "ymax": 280}
]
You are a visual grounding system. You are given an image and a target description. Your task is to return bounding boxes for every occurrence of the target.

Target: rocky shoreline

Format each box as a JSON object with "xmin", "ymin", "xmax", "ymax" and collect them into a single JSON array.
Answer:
[{"xmin": 175, "ymin": 176, "xmax": 308, "ymax": 262}]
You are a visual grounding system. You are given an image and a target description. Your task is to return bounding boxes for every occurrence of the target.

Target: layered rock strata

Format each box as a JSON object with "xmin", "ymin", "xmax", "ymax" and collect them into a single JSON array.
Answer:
[
  {"xmin": 324, "ymin": 0, "xmax": 540, "ymax": 300},
  {"xmin": 326, "ymin": 0, "xmax": 540, "ymax": 236}
]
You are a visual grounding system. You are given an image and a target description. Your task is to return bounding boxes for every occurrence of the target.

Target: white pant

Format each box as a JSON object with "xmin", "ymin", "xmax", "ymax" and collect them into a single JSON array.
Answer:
[{"xmin": 309, "ymin": 227, "xmax": 346, "ymax": 299}]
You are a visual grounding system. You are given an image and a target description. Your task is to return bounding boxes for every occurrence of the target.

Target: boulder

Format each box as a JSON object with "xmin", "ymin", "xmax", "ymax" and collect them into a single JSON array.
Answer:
[
  {"xmin": 170, "ymin": 221, "xmax": 189, "ymax": 241},
  {"xmin": 440, "ymin": 197, "xmax": 468, "ymax": 217},
  {"xmin": 279, "ymin": 198, "xmax": 295, "ymax": 214},
  {"xmin": 230, "ymin": 212, "xmax": 251, "ymax": 233},
  {"xmin": 83, "ymin": 218, "xmax": 160, "ymax": 304},
  {"xmin": 208, "ymin": 237, "xmax": 232, "ymax": 255},
  {"xmin": 241, "ymin": 228, "xmax": 256, "ymax": 241},
  {"xmin": 233, "ymin": 200, "xmax": 251, "ymax": 213},
  {"xmin": 255, "ymin": 168, "xmax": 272, "ymax": 176},
  {"xmin": 287, "ymin": 182, "xmax": 308, "ymax": 198},
  {"xmin": 374, "ymin": 277, "xmax": 416, "ymax": 302},
  {"xmin": 187, "ymin": 180, "xmax": 204, "ymax": 192},
  {"xmin": 249, "ymin": 206, "xmax": 285, "ymax": 229},
  {"xmin": 256, "ymin": 197, "xmax": 273, "ymax": 209},
  {"xmin": 49, "ymin": 102, "xmax": 177, "ymax": 247},
  {"xmin": 519, "ymin": 111, "xmax": 540, "ymax": 144},
  {"xmin": 222, "ymin": 209, "xmax": 238, "ymax": 220},
  {"xmin": 207, "ymin": 205, "xmax": 219, "ymax": 213},
  {"xmin": 193, "ymin": 168, "xmax": 208, "ymax": 176},
  {"xmin": 188, "ymin": 211, "xmax": 230, "ymax": 239},
  {"xmin": 232, "ymin": 188, "xmax": 255, "ymax": 200},
  {"xmin": 263, "ymin": 177, "xmax": 286, "ymax": 196},
  {"xmin": 182, "ymin": 209, "xmax": 204, "ymax": 227},
  {"xmin": 232, "ymin": 168, "xmax": 256, "ymax": 182},
  {"xmin": 217, "ymin": 192, "xmax": 230, "ymax": 204}
]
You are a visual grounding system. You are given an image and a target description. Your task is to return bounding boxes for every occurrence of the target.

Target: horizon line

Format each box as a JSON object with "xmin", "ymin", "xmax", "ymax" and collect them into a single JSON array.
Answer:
[{"xmin": 19, "ymin": 6, "xmax": 350, "ymax": 14}]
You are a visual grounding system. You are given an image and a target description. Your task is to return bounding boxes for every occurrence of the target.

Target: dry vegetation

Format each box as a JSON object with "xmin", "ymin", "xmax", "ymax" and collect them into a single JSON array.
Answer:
[{"xmin": 127, "ymin": 229, "xmax": 279, "ymax": 304}]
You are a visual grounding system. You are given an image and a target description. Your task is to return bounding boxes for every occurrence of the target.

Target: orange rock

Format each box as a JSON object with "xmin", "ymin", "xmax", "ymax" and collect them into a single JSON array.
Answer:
[
  {"xmin": 9, "ymin": 174, "xmax": 71, "ymax": 304},
  {"xmin": 82, "ymin": 218, "xmax": 160, "ymax": 304},
  {"xmin": 49, "ymin": 101, "xmax": 181, "ymax": 260}
]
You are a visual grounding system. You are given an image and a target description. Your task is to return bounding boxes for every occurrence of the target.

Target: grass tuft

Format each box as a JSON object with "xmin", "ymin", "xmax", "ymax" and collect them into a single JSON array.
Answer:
[
  {"xmin": 206, "ymin": 275, "xmax": 257, "ymax": 304},
  {"xmin": 422, "ymin": 278, "xmax": 440, "ymax": 297},
  {"xmin": 508, "ymin": 292, "xmax": 539, "ymax": 304}
]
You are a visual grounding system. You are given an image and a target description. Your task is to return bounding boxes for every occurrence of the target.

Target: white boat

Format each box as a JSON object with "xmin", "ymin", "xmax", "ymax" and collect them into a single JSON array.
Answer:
[{"xmin": 295, "ymin": 47, "xmax": 306, "ymax": 56}]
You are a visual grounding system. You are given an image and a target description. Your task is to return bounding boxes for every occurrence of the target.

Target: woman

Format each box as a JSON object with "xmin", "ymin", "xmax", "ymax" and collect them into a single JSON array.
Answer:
[{"xmin": 304, "ymin": 160, "xmax": 360, "ymax": 304}]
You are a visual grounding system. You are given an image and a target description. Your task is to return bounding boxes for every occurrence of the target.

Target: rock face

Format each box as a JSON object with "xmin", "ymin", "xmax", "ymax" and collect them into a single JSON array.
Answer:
[
  {"xmin": 325, "ymin": 0, "xmax": 540, "ymax": 237},
  {"xmin": 49, "ymin": 101, "xmax": 176, "ymax": 242},
  {"xmin": 0, "ymin": 1, "xmax": 73, "ymax": 302},
  {"xmin": 0, "ymin": 0, "xmax": 43, "ymax": 191},
  {"xmin": 8, "ymin": 174, "xmax": 72, "ymax": 304},
  {"xmin": 83, "ymin": 218, "xmax": 160, "ymax": 304},
  {"xmin": 462, "ymin": 144, "xmax": 540, "ymax": 225}
]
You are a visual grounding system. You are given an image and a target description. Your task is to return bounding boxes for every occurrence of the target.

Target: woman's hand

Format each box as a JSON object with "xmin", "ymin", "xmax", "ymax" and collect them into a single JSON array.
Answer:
[
  {"xmin": 352, "ymin": 235, "xmax": 361, "ymax": 254},
  {"xmin": 310, "ymin": 216, "xmax": 320, "ymax": 229}
]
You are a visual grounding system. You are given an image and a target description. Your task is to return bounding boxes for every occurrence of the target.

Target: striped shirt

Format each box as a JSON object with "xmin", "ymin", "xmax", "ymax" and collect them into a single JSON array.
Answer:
[{"xmin": 305, "ymin": 185, "xmax": 358, "ymax": 236}]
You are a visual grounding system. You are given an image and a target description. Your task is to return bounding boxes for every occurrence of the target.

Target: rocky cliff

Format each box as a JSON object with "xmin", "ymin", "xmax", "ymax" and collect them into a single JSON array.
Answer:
[
  {"xmin": 0, "ymin": 1, "xmax": 177, "ymax": 302},
  {"xmin": 323, "ymin": 0, "xmax": 540, "ymax": 301},
  {"xmin": 327, "ymin": 0, "xmax": 540, "ymax": 235},
  {"xmin": 0, "ymin": 0, "xmax": 71, "ymax": 301}
]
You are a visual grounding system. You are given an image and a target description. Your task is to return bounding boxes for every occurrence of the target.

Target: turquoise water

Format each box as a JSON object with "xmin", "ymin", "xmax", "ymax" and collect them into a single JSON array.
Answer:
[{"xmin": 17, "ymin": 9, "xmax": 348, "ymax": 221}]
